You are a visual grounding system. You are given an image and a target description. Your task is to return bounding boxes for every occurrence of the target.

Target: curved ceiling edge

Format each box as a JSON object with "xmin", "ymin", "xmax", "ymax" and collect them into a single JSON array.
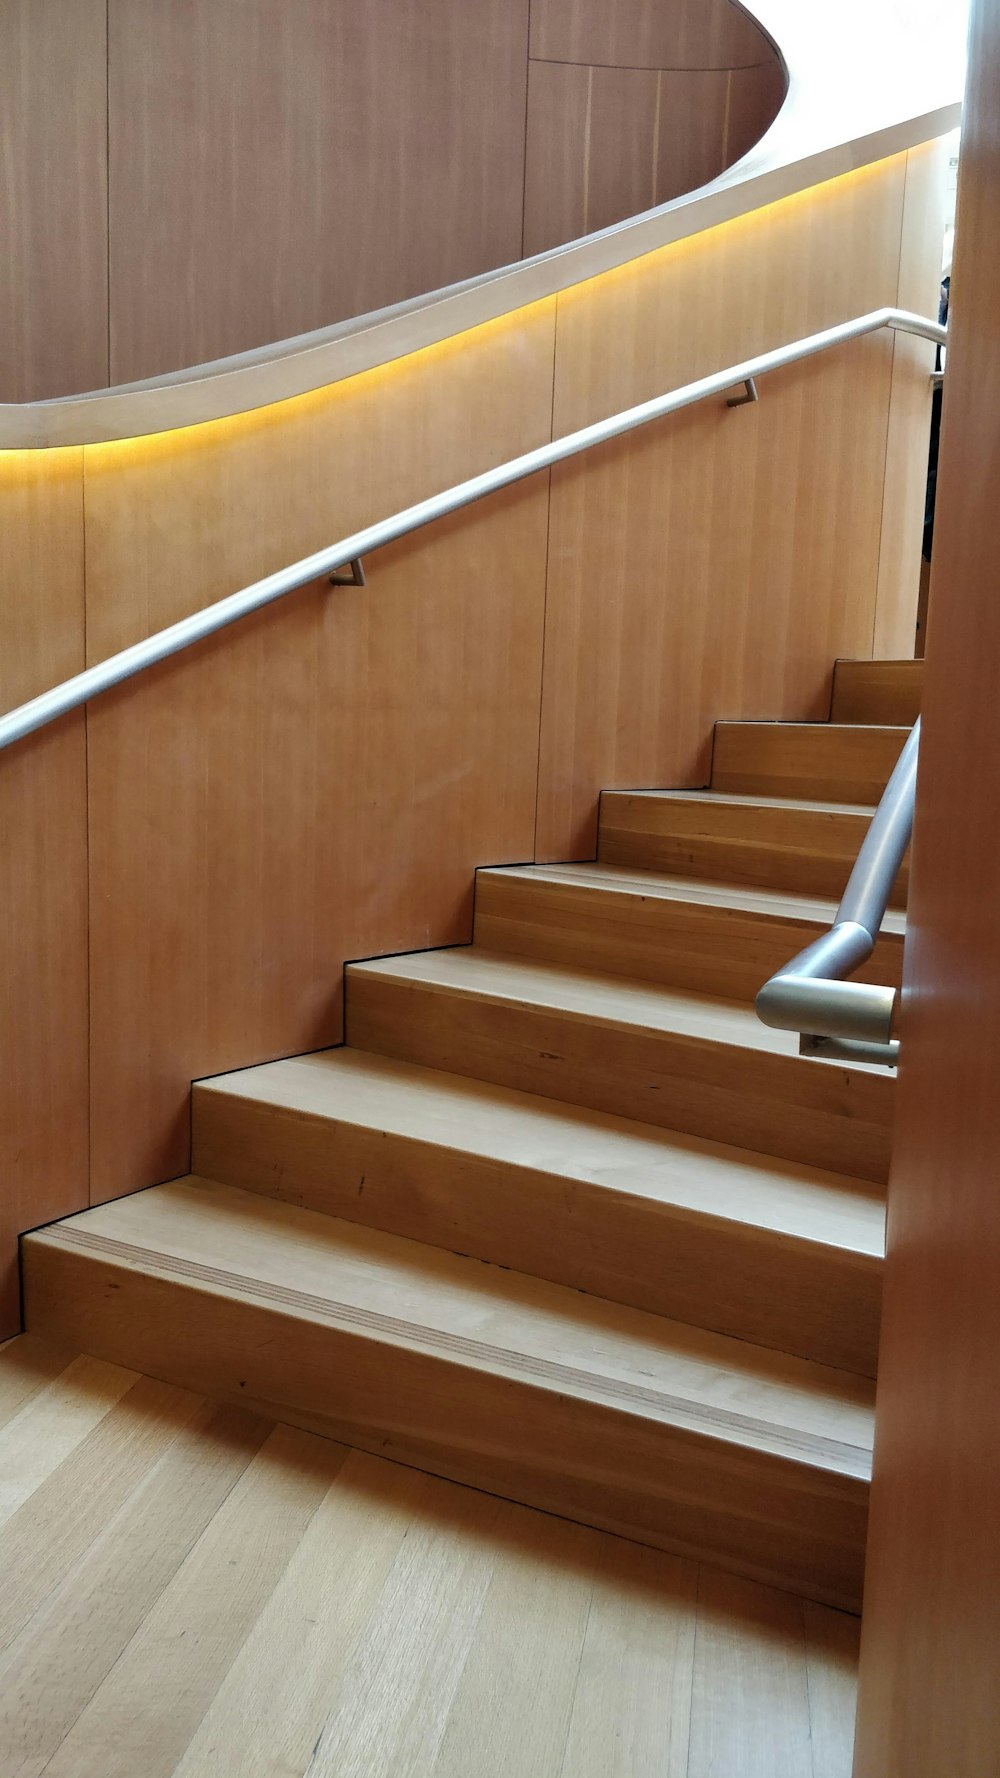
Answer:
[{"xmin": 0, "ymin": 0, "xmax": 964, "ymax": 450}]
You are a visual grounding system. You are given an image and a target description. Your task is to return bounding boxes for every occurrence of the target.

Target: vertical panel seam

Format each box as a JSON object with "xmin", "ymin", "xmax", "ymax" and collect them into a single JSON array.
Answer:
[
  {"xmin": 531, "ymin": 300, "xmax": 560, "ymax": 863},
  {"xmin": 872, "ymin": 151, "xmax": 912, "ymax": 658},
  {"xmin": 520, "ymin": 1, "xmax": 533, "ymax": 259},
  {"xmin": 105, "ymin": 0, "xmax": 111, "ymax": 386}
]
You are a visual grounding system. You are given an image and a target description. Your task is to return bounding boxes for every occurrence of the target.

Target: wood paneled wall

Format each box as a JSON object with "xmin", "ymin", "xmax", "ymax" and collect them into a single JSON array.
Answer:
[
  {"xmin": 0, "ymin": 0, "xmax": 782, "ymax": 400},
  {"xmin": 0, "ymin": 0, "xmax": 109, "ymax": 401},
  {"xmin": 853, "ymin": 6, "xmax": 1000, "ymax": 1772},
  {"xmin": 0, "ymin": 143, "xmax": 944, "ymax": 1336}
]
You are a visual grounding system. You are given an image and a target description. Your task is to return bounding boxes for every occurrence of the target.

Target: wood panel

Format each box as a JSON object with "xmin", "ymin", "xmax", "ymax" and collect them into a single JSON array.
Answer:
[
  {"xmin": 528, "ymin": 0, "xmax": 772, "ymax": 70},
  {"xmin": 0, "ymin": 1335, "xmax": 861, "ymax": 1776},
  {"xmin": 535, "ymin": 157, "xmax": 912, "ymax": 858},
  {"xmin": 0, "ymin": 451, "xmax": 90, "ymax": 1338},
  {"xmin": 852, "ymin": 3, "xmax": 1000, "ymax": 1770},
  {"xmin": 0, "ymin": 0, "xmax": 108, "ymax": 402},
  {"xmin": 108, "ymin": 0, "xmax": 531, "ymax": 383},
  {"xmin": 873, "ymin": 140, "xmax": 949, "ymax": 657},
  {"xmin": 523, "ymin": 60, "xmax": 785, "ymax": 258},
  {"xmin": 82, "ymin": 305, "xmax": 556, "ymax": 1197}
]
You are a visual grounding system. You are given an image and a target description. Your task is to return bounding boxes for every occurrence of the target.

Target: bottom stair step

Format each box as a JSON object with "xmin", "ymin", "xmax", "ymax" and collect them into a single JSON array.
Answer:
[{"xmin": 23, "ymin": 1177, "xmax": 874, "ymax": 1611}]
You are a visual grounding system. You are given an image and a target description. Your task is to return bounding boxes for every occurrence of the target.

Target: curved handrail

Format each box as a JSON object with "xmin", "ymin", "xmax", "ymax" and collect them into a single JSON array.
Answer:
[
  {"xmin": 755, "ymin": 720, "xmax": 920, "ymax": 1065},
  {"xmin": 0, "ymin": 307, "xmax": 943, "ymax": 755}
]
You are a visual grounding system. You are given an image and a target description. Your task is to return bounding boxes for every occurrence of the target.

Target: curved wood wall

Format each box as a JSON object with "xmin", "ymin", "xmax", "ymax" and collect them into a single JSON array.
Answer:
[
  {"xmin": 0, "ymin": 0, "xmax": 783, "ymax": 402},
  {"xmin": 0, "ymin": 140, "xmax": 946, "ymax": 1335}
]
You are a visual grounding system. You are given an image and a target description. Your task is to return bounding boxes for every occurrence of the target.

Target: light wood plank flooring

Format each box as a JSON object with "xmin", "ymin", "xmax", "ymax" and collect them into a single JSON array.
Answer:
[{"xmin": 0, "ymin": 1334, "xmax": 858, "ymax": 1778}]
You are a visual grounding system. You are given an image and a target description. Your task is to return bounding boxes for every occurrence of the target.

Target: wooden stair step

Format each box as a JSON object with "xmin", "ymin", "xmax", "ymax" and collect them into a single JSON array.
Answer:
[
  {"xmin": 711, "ymin": 722, "xmax": 908, "ymax": 803},
  {"xmin": 345, "ymin": 949, "xmax": 894, "ymax": 1183},
  {"xmin": 473, "ymin": 862, "xmax": 904, "ymax": 1000},
  {"xmin": 193, "ymin": 1047, "xmax": 884, "ymax": 1375},
  {"xmin": 22, "ymin": 1176, "xmax": 875, "ymax": 1611},
  {"xmin": 830, "ymin": 658, "xmax": 923, "ymax": 725},
  {"xmin": 597, "ymin": 788, "xmax": 909, "ymax": 905}
]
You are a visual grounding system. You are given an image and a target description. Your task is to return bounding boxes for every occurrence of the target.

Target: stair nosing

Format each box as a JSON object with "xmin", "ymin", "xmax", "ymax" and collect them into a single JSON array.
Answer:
[{"xmin": 33, "ymin": 1213, "xmax": 873, "ymax": 1481}]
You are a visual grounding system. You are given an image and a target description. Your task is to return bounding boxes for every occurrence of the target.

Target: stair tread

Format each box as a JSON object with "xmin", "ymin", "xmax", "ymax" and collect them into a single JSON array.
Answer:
[
  {"xmin": 480, "ymin": 863, "xmax": 906, "ymax": 936},
  {"xmin": 716, "ymin": 722, "xmax": 910, "ymax": 734},
  {"xmin": 348, "ymin": 946, "xmax": 881, "ymax": 1068},
  {"xmin": 201, "ymin": 1048, "xmax": 884, "ymax": 1255},
  {"xmin": 611, "ymin": 787, "xmax": 880, "ymax": 816},
  {"xmin": 40, "ymin": 1176, "xmax": 875, "ymax": 1473}
]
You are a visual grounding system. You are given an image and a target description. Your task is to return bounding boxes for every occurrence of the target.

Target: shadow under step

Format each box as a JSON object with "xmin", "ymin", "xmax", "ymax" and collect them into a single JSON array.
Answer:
[
  {"xmin": 345, "ymin": 949, "xmax": 895, "ymax": 1184},
  {"xmin": 597, "ymin": 788, "xmax": 909, "ymax": 905},
  {"xmin": 22, "ymin": 1176, "xmax": 874, "ymax": 1612},
  {"xmin": 473, "ymin": 863, "xmax": 904, "ymax": 1000},
  {"xmin": 194, "ymin": 1048, "xmax": 884, "ymax": 1375}
]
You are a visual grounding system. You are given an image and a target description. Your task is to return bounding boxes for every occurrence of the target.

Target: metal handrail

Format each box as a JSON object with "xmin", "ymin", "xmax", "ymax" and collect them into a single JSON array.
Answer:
[
  {"xmin": 0, "ymin": 306, "xmax": 944, "ymax": 755},
  {"xmin": 755, "ymin": 720, "xmax": 920, "ymax": 1066}
]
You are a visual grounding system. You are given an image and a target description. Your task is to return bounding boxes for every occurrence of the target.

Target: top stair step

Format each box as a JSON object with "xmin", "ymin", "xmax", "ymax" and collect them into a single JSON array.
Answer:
[{"xmin": 830, "ymin": 659, "xmax": 923, "ymax": 725}]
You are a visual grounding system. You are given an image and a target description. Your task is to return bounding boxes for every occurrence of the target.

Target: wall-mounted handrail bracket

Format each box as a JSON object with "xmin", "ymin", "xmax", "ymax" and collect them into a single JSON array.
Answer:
[
  {"xmin": 726, "ymin": 377, "xmax": 759, "ymax": 408},
  {"xmin": 329, "ymin": 557, "xmax": 366, "ymax": 587},
  {"xmin": 800, "ymin": 1033, "xmax": 901, "ymax": 1068}
]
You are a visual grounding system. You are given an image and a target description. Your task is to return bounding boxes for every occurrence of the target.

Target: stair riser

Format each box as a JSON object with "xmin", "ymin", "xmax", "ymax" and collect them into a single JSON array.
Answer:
[
  {"xmin": 23, "ymin": 1238, "xmax": 869, "ymax": 1612},
  {"xmin": 474, "ymin": 874, "xmax": 903, "ymax": 1000},
  {"xmin": 193, "ymin": 1086, "xmax": 882, "ymax": 1375},
  {"xmin": 346, "ymin": 975, "xmax": 893, "ymax": 1183},
  {"xmin": 831, "ymin": 660, "xmax": 923, "ymax": 725},
  {"xmin": 711, "ymin": 724, "xmax": 907, "ymax": 803},
  {"xmin": 598, "ymin": 796, "xmax": 909, "ymax": 904}
]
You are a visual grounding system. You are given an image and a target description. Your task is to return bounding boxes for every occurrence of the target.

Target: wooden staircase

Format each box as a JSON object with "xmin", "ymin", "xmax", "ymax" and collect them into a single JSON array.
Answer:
[{"xmin": 21, "ymin": 658, "xmax": 921, "ymax": 1613}]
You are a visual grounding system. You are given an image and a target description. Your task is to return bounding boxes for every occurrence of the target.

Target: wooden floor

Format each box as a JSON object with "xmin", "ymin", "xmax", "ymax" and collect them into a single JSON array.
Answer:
[{"xmin": 0, "ymin": 1335, "xmax": 859, "ymax": 1778}]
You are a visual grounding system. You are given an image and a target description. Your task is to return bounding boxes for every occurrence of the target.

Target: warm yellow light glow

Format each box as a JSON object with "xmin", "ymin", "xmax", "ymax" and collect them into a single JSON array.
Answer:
[{"xmin": 0, "ymin": 144, "xmax": 922, "ymax": 464}]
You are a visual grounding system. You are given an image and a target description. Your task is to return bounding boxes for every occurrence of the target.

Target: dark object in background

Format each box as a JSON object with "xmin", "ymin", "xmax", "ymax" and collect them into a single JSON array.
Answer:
[{"xmin": 922, "ymin": 274, "xmax": 951, "ymax": 563}]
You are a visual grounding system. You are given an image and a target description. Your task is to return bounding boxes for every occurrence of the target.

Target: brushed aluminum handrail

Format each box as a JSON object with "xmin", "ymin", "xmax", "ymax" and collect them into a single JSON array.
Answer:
[
  {"xmin": 0, "ymin": 306, "xmax": 944, "ymax": 755},
  {"xmin": 755, "ymin": 719, "xmax": 920, "ymax": 1066}
]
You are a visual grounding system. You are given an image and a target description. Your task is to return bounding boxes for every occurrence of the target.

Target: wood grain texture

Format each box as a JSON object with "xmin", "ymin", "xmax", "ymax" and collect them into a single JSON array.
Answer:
[
  {"xmin": 532, "ymin": 153, "xmax": 932, "ymax": 859},
  {"xmin": 0, "ymin": 0, "xmax": 108, "ymax": 402},
  {"xmin": 346, "ymin": 949, "xmax": 894, "ymax": 1181},
  {"xmin": 0, "ymin": 1335, "xmax": 861, "ymax": 1776},
  {"xmin": 873, "ymin": 140, "xmax": 949, "ymax": 657},
  {"xmin": 528, "ymin": 0, "xmax": 772, "ymax": 69},
  {"xmin": 108, "ymin": 0, "xmax": 530, "ymax": 383},
  {"xmin": 22, "ymin": 1178, "xmax": 875, "ymax": 1609},
  {"xmin": 82, "ymin": 307, "xmax": 556, "ymax": 1198},
  {"xmin": 829, "ymin": 659, "xmax": 923, "ymax": 725},
  {"xmin": 710, "ymin": 722, "xmax": 907, "ymax": 802},
  {"xmin": 473, "ymin": 863, "xmax": 905, "ymax": 997},
  {"xmin": 852, "ymin": 3, "xmax": 1000, "ymax": 1769},
  {"xmin": 192, "ymin": 1046, "xmax": 885, "ymax": 1374},
  {"xmin": 598, "ymin": 790, "xmax": 910, "ymax": 907},
  {"xmin": 522, "ymin": 60, "xmax": 784, "ymax": 258},
  {"xmin": 0, "ymin": 451, "xmax": 90, "ymax": 1338}
]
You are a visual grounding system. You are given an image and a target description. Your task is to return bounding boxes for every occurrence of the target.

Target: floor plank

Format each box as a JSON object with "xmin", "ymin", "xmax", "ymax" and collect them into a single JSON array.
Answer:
[{"xmin": 0, "ymin": 1338, "xmax": 861, "ymax": 1777}]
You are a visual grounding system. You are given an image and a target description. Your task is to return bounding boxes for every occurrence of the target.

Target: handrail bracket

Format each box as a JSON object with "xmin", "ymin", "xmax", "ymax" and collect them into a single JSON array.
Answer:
[
  {"xmin": 329, "ymin": 556, "xmax": 367, "ymax": 588},
  {"xmin": 727, "ymin": 377, "xmax": 759, "ymax": 408}
]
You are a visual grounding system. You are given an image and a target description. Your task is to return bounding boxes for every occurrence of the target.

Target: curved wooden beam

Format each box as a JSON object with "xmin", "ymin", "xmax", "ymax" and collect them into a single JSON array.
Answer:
[{"xmin": 0, "ymin": 0, "xmax": 962, "ymax": 450}]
